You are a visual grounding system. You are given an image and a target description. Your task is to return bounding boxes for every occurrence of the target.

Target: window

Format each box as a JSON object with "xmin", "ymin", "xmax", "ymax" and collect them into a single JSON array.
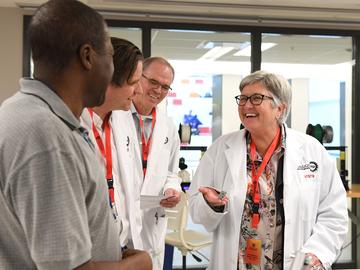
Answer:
[{"xmin": 151, "ymin": 29, "xmax": 251, "ymax": 147}]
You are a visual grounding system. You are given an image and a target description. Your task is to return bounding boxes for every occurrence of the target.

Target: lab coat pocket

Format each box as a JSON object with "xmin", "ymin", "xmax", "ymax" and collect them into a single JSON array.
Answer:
[
  {"xmin": 154, "ymin": 148, "xmax": 170, "ymax": 178},
  {"xmin": 284, "ymin": 257, "xmax": 294, "ymax": 270},
  {"xmin": 299, "ymin": 176, "xmax": 320, "ymax": 221},
  {"xmin": 153, "ymin": 208, "xmax": 167, "ymax": 253},
  {"xmin": 142, "ymin": 208, "xmax": 164, "ymax": 254}
]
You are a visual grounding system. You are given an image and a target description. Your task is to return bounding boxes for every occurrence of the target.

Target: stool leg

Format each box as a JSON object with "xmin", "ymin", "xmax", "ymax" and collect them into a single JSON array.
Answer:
[{"xmin": 163, "ymin": 244, "xmax": 174, "ymax": 270}]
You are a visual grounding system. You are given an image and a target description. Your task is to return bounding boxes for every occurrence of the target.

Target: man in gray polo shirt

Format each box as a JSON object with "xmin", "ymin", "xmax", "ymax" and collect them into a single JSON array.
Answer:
[{"xmin": 0, "ymin": 0, "xmax": 151, "ymax": 269}]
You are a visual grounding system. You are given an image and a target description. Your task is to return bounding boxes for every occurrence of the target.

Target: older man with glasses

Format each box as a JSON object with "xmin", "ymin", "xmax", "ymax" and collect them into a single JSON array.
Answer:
[{"xmin": 112, "ymin": 56, "xmax": 182, "ymax": 270}]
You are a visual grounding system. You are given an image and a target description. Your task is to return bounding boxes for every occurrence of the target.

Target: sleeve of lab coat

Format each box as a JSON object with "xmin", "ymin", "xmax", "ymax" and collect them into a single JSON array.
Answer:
[
  {"xmin": 163, "ymin": 120, "xmax": 182, "ymax": 193},
  {"xmin": 188, "ymin": 143, "xmax": 227, "ymax": 233},
  {"xmin": 302, "ymin": 147, "xmax": 348, "ymax": 269}
]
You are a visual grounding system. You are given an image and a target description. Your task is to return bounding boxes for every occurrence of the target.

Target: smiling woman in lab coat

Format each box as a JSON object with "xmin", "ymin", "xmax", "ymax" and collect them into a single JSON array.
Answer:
[{"xmin": 188, "ymin": 70, "xmax": 348, "ymax": 270}]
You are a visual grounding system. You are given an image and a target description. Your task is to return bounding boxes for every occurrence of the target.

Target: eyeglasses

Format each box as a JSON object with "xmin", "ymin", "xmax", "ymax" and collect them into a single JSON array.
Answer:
[
  {"xmin": 142, "ymin": 74, "xmax": 172, "ymax": 92},
  {"xmin": 235, "ymin": 94, "xmax": 274, "ymax": 106}
]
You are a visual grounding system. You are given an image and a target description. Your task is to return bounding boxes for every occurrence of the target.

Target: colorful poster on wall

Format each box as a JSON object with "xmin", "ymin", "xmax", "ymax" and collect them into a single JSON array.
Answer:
[{"xmin": 167, "ymin": 74, "xmax": 213, "ymax": 146}]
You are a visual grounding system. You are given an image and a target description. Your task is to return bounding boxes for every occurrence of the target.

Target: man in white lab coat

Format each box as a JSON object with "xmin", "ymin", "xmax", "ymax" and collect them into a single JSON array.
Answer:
[
  {"xmin": 112, "ymin": 57, "xmax": 182, "ymax": 270},
  {"xmin": 81, "ymin": 37, "xmax": 148, "ymax": 253}
]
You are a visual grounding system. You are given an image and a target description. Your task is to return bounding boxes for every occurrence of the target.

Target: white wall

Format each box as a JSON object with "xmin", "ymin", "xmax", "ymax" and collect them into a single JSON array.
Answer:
[
  {"xmin": 221, "ymin": 74, "xmax": 242, "ymax": 134},
  {"xmin": 0, "ymin": 7, "xmax": 23, "ymax": 103},
  {"xmin": 291, "ymin": 78, "xmax": 309, "ymax": 133}
]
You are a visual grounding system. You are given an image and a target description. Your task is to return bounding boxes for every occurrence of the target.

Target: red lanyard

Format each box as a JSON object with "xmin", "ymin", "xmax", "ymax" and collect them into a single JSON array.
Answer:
[
  {"xmin": 88, "ymin": 109, "xmax": 115, "ymax": 208},
  {"xmin": 138, "ymin": 109, "xmax": 156, "ymax": 176},
  {"xmin": 249, "ymin": 127, "xmax": 281, "ymax": 229}
]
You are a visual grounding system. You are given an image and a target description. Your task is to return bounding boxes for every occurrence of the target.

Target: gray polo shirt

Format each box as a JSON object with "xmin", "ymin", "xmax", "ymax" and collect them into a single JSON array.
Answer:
[
  {"xmin": 130, "ymin": 103, "xmax": 154, "ymax": 143},
  {"xmin": 0, "ymin": 79, "xmax": 120, "ymax": 270}
]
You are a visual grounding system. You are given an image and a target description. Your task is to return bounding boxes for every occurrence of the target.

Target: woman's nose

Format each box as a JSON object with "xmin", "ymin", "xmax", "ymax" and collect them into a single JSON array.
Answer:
[{"xmin": 243, "ymin": 98, "xmax": 254, "ymax": 108}]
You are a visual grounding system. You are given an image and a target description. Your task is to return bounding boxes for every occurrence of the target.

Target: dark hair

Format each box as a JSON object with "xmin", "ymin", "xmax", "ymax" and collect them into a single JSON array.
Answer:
[
  {"xmin": 110, "ymin": 37, "xmax": 144, "ymax": 86},
  {"xmin": 143, "ymin": 57, "xmax": 175, "ymax": 80},
  {"xmin": 29, "ymin": 0, "xmax": 107, "ymax": 72}
]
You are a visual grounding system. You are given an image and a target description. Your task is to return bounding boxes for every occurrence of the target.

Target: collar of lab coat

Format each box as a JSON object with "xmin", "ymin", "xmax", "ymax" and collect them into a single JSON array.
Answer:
[{"xmin": 221, "ymin": 124, "xmax": 305, "ymax": 203}]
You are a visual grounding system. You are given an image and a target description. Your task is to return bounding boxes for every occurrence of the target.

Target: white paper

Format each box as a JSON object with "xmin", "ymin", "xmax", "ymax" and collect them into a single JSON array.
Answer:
[{"xmin": 140, "ymin": 194, "xmax": 175, "ymax": 210}]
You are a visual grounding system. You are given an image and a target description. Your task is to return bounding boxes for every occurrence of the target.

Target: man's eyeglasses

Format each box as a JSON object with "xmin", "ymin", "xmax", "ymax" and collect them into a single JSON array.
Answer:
[
  {"xmin": 142, "ymin": 74, "xmax": 172, "ymax": 92},
  {"xmin": 235, "ymin": 94, "xmax": 274, "ymax": 106}
]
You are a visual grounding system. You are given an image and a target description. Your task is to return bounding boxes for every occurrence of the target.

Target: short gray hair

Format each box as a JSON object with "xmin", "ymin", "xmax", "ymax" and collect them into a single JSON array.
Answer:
[
  {"xmin": 239, "ymin": 70, "xmax": 292, "ymax": 123},
  {"xmin": 143, "ymin": 56, "xmax": 175, "ymax": 81}
]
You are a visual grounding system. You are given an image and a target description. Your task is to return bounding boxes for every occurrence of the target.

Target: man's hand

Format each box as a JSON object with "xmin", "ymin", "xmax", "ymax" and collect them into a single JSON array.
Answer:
[
  {"xmin": 122, "ymin": 248, "xmax": 144, "ymax": 259},
  {"xmin": 76, "ymin": 249, "xmax": 152, "ymax": 270},
  {"xmin": 160, "ymin": 188, "xmax": 181, "ymax": 208},
  {"xmin": 198, "ymin": 187, "xmax": 228, "ymax": 207}
]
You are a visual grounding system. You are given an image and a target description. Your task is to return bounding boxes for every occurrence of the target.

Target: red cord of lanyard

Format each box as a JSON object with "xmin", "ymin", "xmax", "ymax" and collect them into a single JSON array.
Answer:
[
  {"xmin": 138, "ymin": 109, "xmax": 156, "ymax": 176},
  {"xmin": 249, "ymin": 127, "xmax": 281, "ymax": 229},
  {"xmin": 88, "ymin": 109, "xmax": 115, "ymax": 209}
]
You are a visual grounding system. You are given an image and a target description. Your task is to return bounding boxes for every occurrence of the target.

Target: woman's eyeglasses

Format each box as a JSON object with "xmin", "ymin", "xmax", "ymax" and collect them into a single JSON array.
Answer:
[
  {"xmin": 142, "ymin": 74, "xmax": 172, "ymax": 92},
  {"xmin": 235, "ymin": 94, "xmax": 273, "ymax": 106}
]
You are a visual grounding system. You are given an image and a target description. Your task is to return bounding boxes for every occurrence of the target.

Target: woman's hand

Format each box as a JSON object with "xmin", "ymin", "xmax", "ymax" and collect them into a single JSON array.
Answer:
[
  {"xmin": 198, "ymin": 187, "xmax": 229, "ymax": 207},
  {"xmin": 305, "ymin": 253, "xmax": 325, "ymax": 270}
]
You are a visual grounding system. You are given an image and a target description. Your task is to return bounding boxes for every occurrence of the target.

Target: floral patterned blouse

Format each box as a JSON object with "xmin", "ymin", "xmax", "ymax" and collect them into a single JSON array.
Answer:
[{"xmin": 238, "ymin": 125, "xmax": 286, "ymax": 270}]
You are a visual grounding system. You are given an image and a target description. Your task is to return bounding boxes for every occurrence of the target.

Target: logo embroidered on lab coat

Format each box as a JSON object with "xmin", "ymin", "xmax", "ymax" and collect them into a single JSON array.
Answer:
[{"xmin": 297, "ymin": 161, "xmax": 318, "ymax": 172}]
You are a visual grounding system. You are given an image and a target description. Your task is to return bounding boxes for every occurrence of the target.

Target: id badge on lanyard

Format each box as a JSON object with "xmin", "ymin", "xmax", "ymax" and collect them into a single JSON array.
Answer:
[
  {"xmin": 245, "ymin": 238, "xmax": 262, "ymax": 265},
  {"xmin": 88, "ymin": 109, "xmax": 118, "ymax": 221},
  {"xmin": 244, "ymin": 127, "xmax": 281, "ymax": 265},
  {"xmin": 249, "ymin": 127, "xmax": 280, "ymax": 229}
]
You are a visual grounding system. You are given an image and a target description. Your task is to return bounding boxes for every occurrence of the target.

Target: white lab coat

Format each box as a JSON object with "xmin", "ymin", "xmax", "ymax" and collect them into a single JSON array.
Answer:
[
  {"xmin": 112, "ymin": 107, "xmax": 182, "ymax": 270},
  {"xmin": 111, "ymin": 111, "xmax": 144, "ymax": 249},
  {"xmin": 81, "ymin": 109, "xmax": 143, "ymax": 249},
  {"xmin": 188, "ymin": 126, "xmax": 348, "ymax": 270}
]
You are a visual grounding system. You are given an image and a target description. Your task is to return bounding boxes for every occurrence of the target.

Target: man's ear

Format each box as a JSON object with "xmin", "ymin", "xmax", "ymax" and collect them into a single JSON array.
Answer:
[{"xmin": 78, "ymin": 44, "xmax": 93, "ymax": 70}]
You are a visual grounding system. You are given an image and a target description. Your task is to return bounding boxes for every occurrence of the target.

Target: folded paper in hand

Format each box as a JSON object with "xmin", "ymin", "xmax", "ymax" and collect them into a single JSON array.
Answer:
[{"xmin": 140, "ymin": 194, "xmax": 175, "ymax": 210}]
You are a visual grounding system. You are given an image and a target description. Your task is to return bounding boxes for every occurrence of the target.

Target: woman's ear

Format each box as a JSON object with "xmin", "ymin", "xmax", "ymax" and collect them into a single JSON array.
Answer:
[{"xmin": 277, "ymin": 103, "xmax": 286, "ymax": 119}]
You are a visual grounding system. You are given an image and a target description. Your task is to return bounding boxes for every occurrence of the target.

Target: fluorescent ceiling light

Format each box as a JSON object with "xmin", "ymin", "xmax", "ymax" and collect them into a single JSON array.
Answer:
[
  {"xmin": 167, "ymin": 29, "xmax": 216, "ymax": 34},
  {"xmin": 263, "ymin": 33, "xmax": 281, "ymax": 37},
  {"xmin": 198, "ymin": 46, "xmax": 234, "ymax": 61},
  {"xmin": 197, "ymin": 41, "xmax": 243, "ymax": 49},
  {"xmin": 234, "ymin": 43, "xmax": 277, "ymax": 57},
  {"xmin": 309, "ymin": 35, "xmax": 343, "ymax": 39}
]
